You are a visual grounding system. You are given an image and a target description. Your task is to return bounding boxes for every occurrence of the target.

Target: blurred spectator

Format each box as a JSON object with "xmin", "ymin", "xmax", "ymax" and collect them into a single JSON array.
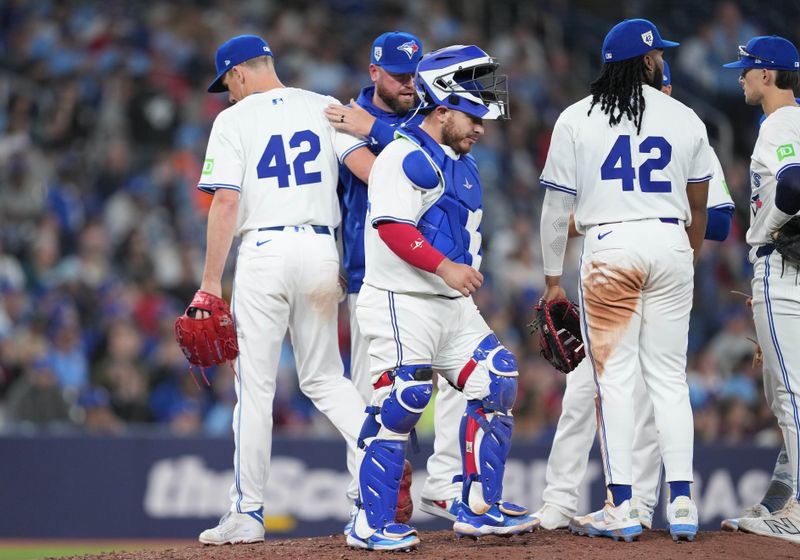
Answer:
[
  {"xmin": 5, "ymin": 357, "xmax": 73, "ymax": 425},
  {"xmin": 0, "ymin": 0, "xmax": 793, "ymax": 444}
]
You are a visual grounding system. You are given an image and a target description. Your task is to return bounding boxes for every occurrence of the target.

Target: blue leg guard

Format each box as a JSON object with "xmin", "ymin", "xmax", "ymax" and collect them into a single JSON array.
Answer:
[
  {"xmin": 460, "ymin": 400, "xmax": 514, "ymax": 513},
  {"xmin": 356, "ymin": 365, "xmax": 433, "ymax": 534}
]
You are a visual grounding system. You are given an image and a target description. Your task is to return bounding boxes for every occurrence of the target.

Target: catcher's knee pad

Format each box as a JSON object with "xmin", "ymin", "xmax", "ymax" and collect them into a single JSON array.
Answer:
[
  {"xmin": 457, "ymin": 333, "xmax": 518, "ymax": 414},
  {"xmin": 379, "ymin": 364, "xmax": 434, "ymax": 435},
  {"xmin": 459, "ymin": 400, "xmax": 514, "ymax": 514},
  {"xmin": 358, "ymin": 439, "xmax": 406, "ymax": 533}
]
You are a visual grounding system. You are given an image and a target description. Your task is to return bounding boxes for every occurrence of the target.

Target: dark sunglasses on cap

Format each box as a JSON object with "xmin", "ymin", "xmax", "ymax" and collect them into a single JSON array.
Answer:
[{"xmin": 738, "ymin": 44, "xmax": 776, "ymax": 64}]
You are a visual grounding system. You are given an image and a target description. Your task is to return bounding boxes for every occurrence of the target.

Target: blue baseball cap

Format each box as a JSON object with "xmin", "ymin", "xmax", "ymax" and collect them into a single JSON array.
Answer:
[
  {"xmin": 208, "ymin": 35, "xmax": 273, "ymax": 93},
  {"xmin": 722, "ymin": 35, "xmax": 800, "ymax": 71},
  {"xmin": 602, "ymin": 19, "xmax": 679, "ymax": 63},
  {"xmin": 662, "ymin": 60, "xmax": 671, "ymax": 87},
  {"xmin": 371, "ymin": 31, "xmax": 422, "ymax": 74}
]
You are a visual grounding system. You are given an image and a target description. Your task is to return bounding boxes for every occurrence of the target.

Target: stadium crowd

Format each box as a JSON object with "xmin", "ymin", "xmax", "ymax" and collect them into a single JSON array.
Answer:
[{"xmin": 0, "ymin": 0, "xmax": 795, "ymax": 447}]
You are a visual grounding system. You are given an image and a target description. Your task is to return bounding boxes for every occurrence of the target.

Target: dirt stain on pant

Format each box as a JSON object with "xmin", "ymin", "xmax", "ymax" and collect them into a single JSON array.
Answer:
[{"xmin": 582, "ymin": 261, "xmax": 645, "ymax": 376}]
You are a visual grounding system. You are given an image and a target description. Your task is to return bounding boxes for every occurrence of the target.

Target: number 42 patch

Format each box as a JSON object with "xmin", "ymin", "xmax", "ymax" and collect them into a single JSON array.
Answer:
[{"xmin": 777, "ymin": 144, "xmax": 796, "ymax": 161}]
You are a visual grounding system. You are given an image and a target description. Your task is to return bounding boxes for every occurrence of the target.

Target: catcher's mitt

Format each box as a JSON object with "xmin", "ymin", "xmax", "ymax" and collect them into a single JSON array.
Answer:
[
  {"xmin": 529, "ymin": 298, "xmax": 585, "ymax": 373},
  {"xmin": 774, "ymin": 216, "xmax": 800, "ymax": 267},
  {"xmin": 174, "ymin": 291, "xmax": 239, "ymax": 379}
]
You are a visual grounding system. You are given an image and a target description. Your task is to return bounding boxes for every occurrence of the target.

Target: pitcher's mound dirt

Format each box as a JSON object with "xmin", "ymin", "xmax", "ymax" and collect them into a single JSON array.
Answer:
[{"xmin": 51, "ymin": 529, "xmax": 798, "ymax": 560}]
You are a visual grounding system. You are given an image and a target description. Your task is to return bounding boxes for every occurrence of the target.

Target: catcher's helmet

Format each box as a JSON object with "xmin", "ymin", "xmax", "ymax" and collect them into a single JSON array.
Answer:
[{"xmin": 415, "ymin": 45, "xmax": 509, "ymax": 120}]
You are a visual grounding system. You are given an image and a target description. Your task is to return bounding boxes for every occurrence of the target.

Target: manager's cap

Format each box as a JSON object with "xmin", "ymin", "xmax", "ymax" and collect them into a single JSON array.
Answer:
[
  {"xmin": 722, "ymin": 35, "xmax": 800, "ymax": 71},
  {"xmin": 371, "ymin": 31, "xmax": 423, "ymax": 74},
  {"xmin": 602, "ymin": 19, "xmax": 679, "ymax": 63},
  {"xmin": 208, "ymin": 34, "xmax": 273, "ymax": 93}
]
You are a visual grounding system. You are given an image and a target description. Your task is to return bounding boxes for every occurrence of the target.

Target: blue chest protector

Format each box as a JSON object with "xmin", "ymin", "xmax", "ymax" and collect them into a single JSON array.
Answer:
[{"xmin": 398, "ymin": 125, "xmax": 483, "ymax": 266}]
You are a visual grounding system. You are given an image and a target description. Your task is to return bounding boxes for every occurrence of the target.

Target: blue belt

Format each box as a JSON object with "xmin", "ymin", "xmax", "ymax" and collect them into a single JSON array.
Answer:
[
  {"xmin": 599, "ymin": 218, "xmax": 679, "ymax": 226},
  {"xmin": 756, "ymin": 243, "xmax": 775, "ymax": 258},
  {"xmin": 258, "ymin": 225, "xmax": 331, "ymax": 235}
]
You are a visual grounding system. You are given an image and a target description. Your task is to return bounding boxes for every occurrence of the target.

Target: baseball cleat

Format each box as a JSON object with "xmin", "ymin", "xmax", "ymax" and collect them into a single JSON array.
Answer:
[
  {"xmin": 738, "ymin": 499, "xmax": 800, "ymax": 543},
  {"xmin": 721, "ymin": 503, "xmax": 769, "ymax": 531},
  {"xmin": 342, "ymin": 503, "xmax": 358, "ymax": 536},
  {"xmin": 667, "ymin": 495, "xmax": 698, "ymax": 541},
  {"xmin": 420, "ymin": 496, "xmax": 461, "ymax": 521},
  {"xmin": 628, "ymin": 497, "xmax": 654, "ymax": 530},
  {"xmin": 531, "ymin": 503, "xmax": 572, "ymax": 530},
  {"xmin": 199, "ymin": 509, "xmax": 265, "ymax": 545},
  {"xmin": 395, "ymin": 459, "xmax": 414, "ymax": 524},
  {"xmin": 453, "ymin": 501, "xmax": 537, "ymax": 537},
  {"xmin": 569, "ymin": 500, "xmax": 642, "ymax": 542},
  {"xmin": 346, "ymin": 523, "xmax": 420, "ymax": 551}
]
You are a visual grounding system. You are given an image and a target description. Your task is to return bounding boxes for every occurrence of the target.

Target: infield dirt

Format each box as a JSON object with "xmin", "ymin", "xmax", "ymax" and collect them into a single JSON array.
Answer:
[{"xmin": 50, "ymin": 529, "xmax": 798, "ymax": 560}]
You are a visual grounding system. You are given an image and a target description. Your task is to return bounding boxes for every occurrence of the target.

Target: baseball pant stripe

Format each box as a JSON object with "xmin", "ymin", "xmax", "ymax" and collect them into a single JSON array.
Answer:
[
  {"xmin": 577, "ymin": 246, "xmax": 614, "ymax": 483},
  {"xmin": 231, "ymin": 280, "xmax": 245, "ymax": 512},
  {"xmin": 388, "ymin": 291, "xmax": 403, "ymax": 367},
  {"xmin": 764, "ymin": 257, "xmax": 800, "ymax": 499}
]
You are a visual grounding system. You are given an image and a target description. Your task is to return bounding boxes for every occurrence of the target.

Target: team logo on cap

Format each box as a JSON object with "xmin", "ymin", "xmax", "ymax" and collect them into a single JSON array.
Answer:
[
  {"xmin": 641, "ymin": 30, "xmax": 654, "ymax": 47},
  {"xmin": 374, "ymin": 46, "xmax": 382, "ymax": 61},
  {"xmin": 397, "ymin": 40, "xmax": 419, "ymax": 59},
  {"xmin": 225, "ymin": 59, "xmax": 231, "ymax": 66}
]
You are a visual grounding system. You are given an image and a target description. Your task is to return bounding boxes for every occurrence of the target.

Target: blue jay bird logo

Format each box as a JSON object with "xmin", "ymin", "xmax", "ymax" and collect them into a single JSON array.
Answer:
[{"xmin": 397, "ymin": 41, "xmax": 419, "ymax": 59}]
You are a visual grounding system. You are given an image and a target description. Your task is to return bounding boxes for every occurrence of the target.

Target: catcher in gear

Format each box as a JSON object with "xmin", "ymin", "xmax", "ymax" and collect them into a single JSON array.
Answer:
[{"xmin": 530, "ymin": 298, "xmax": 585, "ymax": 373}]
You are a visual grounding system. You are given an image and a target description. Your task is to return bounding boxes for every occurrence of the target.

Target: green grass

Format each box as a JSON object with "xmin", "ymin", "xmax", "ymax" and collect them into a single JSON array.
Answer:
[{"xmin": 0, "ymin": 541, "xmax": 192, "ymax": 560}]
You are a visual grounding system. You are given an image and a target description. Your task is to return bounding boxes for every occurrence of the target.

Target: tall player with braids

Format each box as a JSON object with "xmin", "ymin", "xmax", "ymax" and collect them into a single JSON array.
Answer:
[
  {"xmin": 721, "ymin": 35, "xmax": 800, "ymax": 543},
  {"xmin": 539, "ymin": 19, "xmax": 713, "ymax": 542},
  {"xmin": 533, "ymin": 60, "xmax": 735, "ymax": 533},
  {"xmin": 346, "ymin": 45, "xmax": 535, "ymax": 551}
]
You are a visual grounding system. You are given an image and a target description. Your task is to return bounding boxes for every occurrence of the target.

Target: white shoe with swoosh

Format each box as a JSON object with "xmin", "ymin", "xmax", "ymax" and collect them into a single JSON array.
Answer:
[{"xmin": 453, "ymin": 501, "xmax": 537, "ymax": 538}]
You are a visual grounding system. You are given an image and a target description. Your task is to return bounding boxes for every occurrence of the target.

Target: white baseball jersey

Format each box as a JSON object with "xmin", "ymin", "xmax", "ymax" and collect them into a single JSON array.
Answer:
[
  {"xmin": 363, "ymin": 138, "xmax": 462, "ymax": 298},
  {"xmin": 746, "ymin": 105, "xmax": 800, "ymax": 252},
  {"xmin": 541, "ymin": 85, "xmax": 714, "ymax": 232},
  {"xmin": 708, "ymin": 150, "xmax": 735, "ymax": 210},
  {"xmin": 197, "ymin": 87, "xmax": 367, "ymax": 233}
]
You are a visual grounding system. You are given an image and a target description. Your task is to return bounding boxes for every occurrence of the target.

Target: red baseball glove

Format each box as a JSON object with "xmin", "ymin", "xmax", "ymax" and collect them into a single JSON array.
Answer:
[
  {"xmin": 529, "ymin": 297, "xmax": 585, "ymax": 373},
  {"xmin": 174, "ymin": 291, "xmax": 239, "ymax": 374}
]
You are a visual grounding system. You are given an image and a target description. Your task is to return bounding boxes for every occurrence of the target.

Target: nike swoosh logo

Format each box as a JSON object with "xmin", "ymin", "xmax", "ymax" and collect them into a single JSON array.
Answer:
[
  {"xmin": 597, "ymin": 231, "xmax": 612, "ymax": 240},
  {"xmin": 485, "ymin": 512, "xmax": 504, "ymax": 523},
  {"xmin": 256, "ymin": 239, "xmax": 272, "ymax": 247}
]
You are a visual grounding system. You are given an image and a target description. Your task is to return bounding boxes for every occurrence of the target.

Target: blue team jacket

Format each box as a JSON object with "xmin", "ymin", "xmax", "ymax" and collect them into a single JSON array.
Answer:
[{"xmin": 339, "ymin": 86, "xmax": 423, "ymax": 294}]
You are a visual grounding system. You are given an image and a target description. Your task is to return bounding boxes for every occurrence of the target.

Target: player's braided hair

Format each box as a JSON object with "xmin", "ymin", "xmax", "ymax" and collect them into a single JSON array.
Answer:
[{"xmin": 588, "ymin": 56, "xmax": 649, "ymax": 134}]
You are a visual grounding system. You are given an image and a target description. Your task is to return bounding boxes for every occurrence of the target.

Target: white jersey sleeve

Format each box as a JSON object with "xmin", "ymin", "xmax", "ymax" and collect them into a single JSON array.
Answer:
[
  {"xmin": 540, "ymin": 110, "xmax": 577, "ymax": 196},
  {"xmin": 367, "ymin": 143, "xmax": 424, "ymax": 227},
  {"xmin": 707, "ymin": 150, "xmax": 734, "ymax": 210},
  {"xmin": 747, "ymin": 106, "xmax": 800, "ymax": 251},
  {"xmin": 324, "ymin": 95, "xmax": 369, "ymax": 163},
  {"xmin": 198, "ymin": 111, "xmax": 245, "ymax": 194},
  {"xmin": 362, "ymin": 138, "xmax": 458, "ymax": 297}
]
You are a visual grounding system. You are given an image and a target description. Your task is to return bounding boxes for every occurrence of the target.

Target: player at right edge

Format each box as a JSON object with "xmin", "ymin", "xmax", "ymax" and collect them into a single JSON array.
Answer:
[
  {"xmin": 538, "ymin": 19, "xmax": 712, "ymax": 542},
  {"xmin": 721, "ymin": 35, "xmax": 800, "ymax": 543}
]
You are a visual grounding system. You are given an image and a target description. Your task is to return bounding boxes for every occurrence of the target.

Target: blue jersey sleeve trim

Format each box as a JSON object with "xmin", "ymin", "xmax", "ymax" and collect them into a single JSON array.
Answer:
[
  {"xmin": 708, "ymin": 203, "xmax": 735, "ymax": 211},
  {"xmin": 688, "ymin": 175, "xmax": 713, "ymax": 183},
  {"xmin": 540, "ymin": 179, "xmax": 577, "ymax": 196},
  {"xmin": 197, "ymin": 182, "xmax": 241, "ymax": 194},
  {"xmin": 370, "ymin": 216, "xmax": 417, "ymax": 228},
  {"xmin": 340, "ymin": 141, "xmax": 369, "ymax": 164},
  {"xmin": 776, "ymin": 162, "xmax": 800, "ymax": 180},
  {"xmin": 369, "ymin": 119, "xmax": 397, "ymax": 150}
]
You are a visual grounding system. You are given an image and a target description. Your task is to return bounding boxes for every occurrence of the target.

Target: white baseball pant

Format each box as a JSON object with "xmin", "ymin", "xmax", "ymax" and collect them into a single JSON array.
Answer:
[{"xmin": 230, "ymin": 228, "xmax": 365, "ymax": 512}]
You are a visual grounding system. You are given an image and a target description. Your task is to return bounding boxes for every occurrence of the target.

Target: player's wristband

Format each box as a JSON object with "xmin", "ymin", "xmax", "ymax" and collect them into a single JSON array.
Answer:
[{"xmin": 376, "ymin": 222, "xmax": 446, "ymax": 273}]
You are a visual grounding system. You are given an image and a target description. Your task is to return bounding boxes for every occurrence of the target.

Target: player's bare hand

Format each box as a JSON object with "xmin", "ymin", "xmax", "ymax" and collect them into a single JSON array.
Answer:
[
  {"xmin": 542, "ymin": 284, "xmax": 567, "ymax": 302},
  {"xmin": 435, "ymin": 259, "xmax": 483, "ymax": 297},
  {"xmin": 324, "ymin": 99, "xmax": 375, "ymax": 137}
]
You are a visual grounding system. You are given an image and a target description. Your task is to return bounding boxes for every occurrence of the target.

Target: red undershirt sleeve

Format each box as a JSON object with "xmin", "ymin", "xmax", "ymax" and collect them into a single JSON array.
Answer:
[{"xmin": 376, "ymin": 222, "xmax": 446, "ymax": 273}]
